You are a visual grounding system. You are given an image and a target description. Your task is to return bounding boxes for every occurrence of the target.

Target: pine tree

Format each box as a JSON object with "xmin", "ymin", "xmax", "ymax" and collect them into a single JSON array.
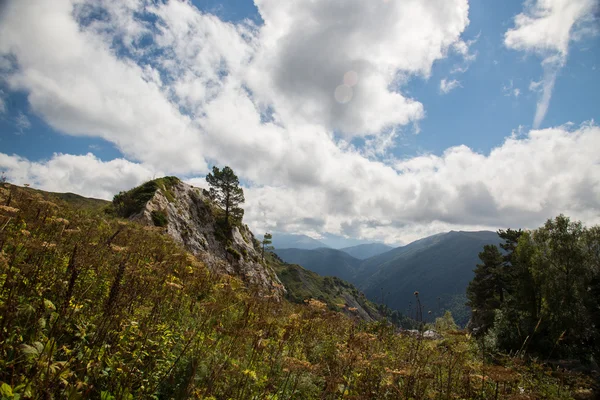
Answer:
[
  {"xmin": 262, "ymin": 233, "xmax": 273, "ymax": 261},
  {"xmin": 466, "ymin": 244, "xmax": 504, "ymax": 332},
  {"xmin": 206, "ymin": 166, "xmax": 245, "ymax": 224}
]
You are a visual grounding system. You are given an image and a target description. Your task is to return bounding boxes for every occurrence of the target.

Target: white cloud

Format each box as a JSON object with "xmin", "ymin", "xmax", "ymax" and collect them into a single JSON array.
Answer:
[
  {"xmin": 503, "ymin": 80, "xmax": 521, "ymax": 98},
  {"xmin": 0, "ymin": 152, "xmax": 156, "ymax": 200},
  {"xmin": 3, "ymin": 122, "xmax": 599, "ymax": 245},
  {"xmin": 0, "ymin": 0, "xmax": 205, "ymax": 174},
  {"xmin": 440, "ymin": 78, "xmax": 461, "ymax": 94},
  {"xmin": 247, "ymin": 0, "xmax": 470, "ymax": 136},
  {"xmin": 504, "ymin": 0, "xmax": 598, "ymax": 128},
  {"xmin": 14, "ymin": 111, "xmax": 31, "ymax": 133},
  {"xmin": 0, "ymin": 0, "xmax": 598, "ymax": 245}
]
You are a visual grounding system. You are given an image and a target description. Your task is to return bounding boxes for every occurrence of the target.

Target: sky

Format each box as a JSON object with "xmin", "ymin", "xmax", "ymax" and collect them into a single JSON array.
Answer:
[{"xmin": 0, "ymin": 0, "xmax": 599, "ymax": 246}]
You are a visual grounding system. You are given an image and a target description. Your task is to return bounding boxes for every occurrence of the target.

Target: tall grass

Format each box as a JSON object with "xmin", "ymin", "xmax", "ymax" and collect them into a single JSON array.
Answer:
[{"xmin": 0, "ymin": 184, "xmax": 591, "ymax": 399}]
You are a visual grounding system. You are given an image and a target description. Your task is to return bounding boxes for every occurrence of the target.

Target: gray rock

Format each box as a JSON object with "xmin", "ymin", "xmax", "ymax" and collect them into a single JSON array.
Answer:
[{"xmin": 131, "ymin": 180, "xmax": 285, "ymax": 298}]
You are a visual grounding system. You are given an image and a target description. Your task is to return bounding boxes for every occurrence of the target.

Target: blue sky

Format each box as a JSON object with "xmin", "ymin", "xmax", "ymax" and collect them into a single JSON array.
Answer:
[{"xmin": 0, "ymin": 0, "xmax": 599, "ymax": 245}]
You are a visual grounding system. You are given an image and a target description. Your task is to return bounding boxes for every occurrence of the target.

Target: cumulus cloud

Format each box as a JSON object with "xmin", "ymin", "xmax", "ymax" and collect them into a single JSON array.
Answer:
[
  {"xmin": 440, "ymin": 78, "xmax": 462, "ymax": 94},
  {"xmin": 0, "ymin": 153, "xmax": 156, "ymax": 200},
  {"xmin": 0, "ymin": 0, "xmax": 598, "ymax": 244},
  {"xmin": 504, "ymin": 0, "xmax": 598, "ymax": 127},
  {"xmin": 247, "ymin": 0, "xmax": 469, "ymax": 135},
  {"xmin": 0, "ymin": 0, "xmax": 205, "ymax": 173},
  {"xmin": 3, "ymin": 122, "xmax": 599, "ymax": 245}
]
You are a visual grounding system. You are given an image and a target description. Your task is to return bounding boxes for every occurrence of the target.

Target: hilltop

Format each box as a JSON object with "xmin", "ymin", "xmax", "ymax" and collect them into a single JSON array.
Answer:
[{"xmin": 0, "ymin": 180, "xmax": 592, "ymax": 399}]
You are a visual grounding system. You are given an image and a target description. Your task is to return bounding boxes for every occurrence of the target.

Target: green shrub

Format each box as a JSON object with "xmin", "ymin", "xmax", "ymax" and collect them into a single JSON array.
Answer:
[
  {"xmin": 151, "ymin": 210, "xmax": 168, "ymax": 227},
  {"xmin": 226, "ymin": 246, "xmax": 241, "ymax": 260},
  {"xmin": 112, "ymin": 177, "xmax": 180, "ymax": 218}
]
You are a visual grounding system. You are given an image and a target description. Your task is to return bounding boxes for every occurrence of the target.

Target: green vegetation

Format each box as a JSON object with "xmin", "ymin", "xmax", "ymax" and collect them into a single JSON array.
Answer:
[
  {"xmin": 206, "ymin": 166, "xmax": 244, "ymax": 225},
  {"xmin": 112, "ymin": 177, "xmax": 180, "ymax": 218},
  {"xmin": 261, "ymin": 232, "xmax": 273, "ymax": 261},
  {"xmin": 151, "ymin": 210, "xmax": 168, "ymax": 227},
  {"xmin": 468, "ymin": 215, "xmax": 600, "ymax": 362},
  {"xmin": 0, "ymin": 185, "xmax": 594, "ymax": 399}
]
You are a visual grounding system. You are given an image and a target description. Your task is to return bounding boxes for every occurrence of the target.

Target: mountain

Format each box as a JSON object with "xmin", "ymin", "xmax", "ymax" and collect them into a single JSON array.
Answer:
[
  {"xmin": 275, "ymin": 230, "xmax": 502, "ymax": 326},
  {"xmin": 274, "ymin": 247, "xmax": 362, "ymax": 281},
  {"xmin": 339, "ymin": 243, "xmax": 394, "ymax": 259},
  {"xmin": 356, "ymin": 231, "xmax": 502, "ymax": 326},
  {"xmin": 0, "ymin": 182, "xmax": 585, "ymax": 398},
  {"xmin": 112, "ymin": 177, "xmax": 285, "ymax": 296},
  {"xmin": 271, "ymin": 233, "xmax": 329, "ymax": 250}
]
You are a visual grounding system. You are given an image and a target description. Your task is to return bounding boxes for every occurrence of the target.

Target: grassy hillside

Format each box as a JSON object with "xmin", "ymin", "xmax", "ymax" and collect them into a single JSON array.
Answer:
[
  {"xmin": 3, "ymin": 183, "xmax": 110, "ymax": 211},
  {"xmin": 266, "ymin": 253, "xmax": 414, "ymax": 327},
  {"xmin": 0, "ymin": 183, "xmax": 591, "ymax": 399}
]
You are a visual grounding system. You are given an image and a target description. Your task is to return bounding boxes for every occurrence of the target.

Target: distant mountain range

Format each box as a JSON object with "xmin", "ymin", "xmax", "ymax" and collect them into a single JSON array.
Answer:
[
  {"xmin": 274, "ymin": 248, "xmax": 362, "ymax": 282},
  {"xmin": 275, "ymin": 230, "xmax": 502, "ymax": 326},
  {"xmin": 339, "ymin": 243, "xmax": 394, "ymax": 259},
  {"xmin": 271, "ymin": 233, "xmax": 393, "ymax": 259},
  {"xmin": 271, "ymin": 233, "xmax": 329, "ymax": 250}
]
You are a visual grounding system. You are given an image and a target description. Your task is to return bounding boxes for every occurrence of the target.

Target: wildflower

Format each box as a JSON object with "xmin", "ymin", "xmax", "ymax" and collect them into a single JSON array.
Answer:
[
  {"xmin": 0, "ymin": 205, "xmax": 20, "ymax": 215},
  {"xmin": 110, "ymin": 244, "xmax": 128, "ymax": 252},
  {"xmin": 306, "ymin": 298, "xmax": 327, "ymax": 310},
  {"xmin": 385, "ymin": 367, "xmax": 410, "ymax": 376},
  {"xmin": 166, "ymin": 282, "xmax": 183, "ymax": 290}
]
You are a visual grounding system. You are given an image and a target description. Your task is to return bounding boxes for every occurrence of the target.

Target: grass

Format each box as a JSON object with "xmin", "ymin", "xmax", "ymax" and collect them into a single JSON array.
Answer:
[
  {"xmin": 0, "ymin": 183, "xmax": 593, "ymax": 399},
  {"xmin": 112, "ymin": 176, "xmax": 181, "ymax": 218}
]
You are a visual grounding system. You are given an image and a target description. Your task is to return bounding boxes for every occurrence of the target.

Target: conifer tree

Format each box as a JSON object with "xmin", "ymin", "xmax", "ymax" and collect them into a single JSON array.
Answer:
[
  {"xmin": 466, "ymin": 244, "xmax": 504, "ymax": 332},
  {"xmin": 206, "ymin": 166, "xmax": 245, "ymax": 224},
  {"xmin": 262, "ymin": 233, "xmax": 273, "ymax": 261}
]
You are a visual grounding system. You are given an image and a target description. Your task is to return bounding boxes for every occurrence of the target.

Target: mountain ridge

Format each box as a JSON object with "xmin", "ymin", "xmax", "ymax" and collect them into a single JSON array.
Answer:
[{"xmin": 339, "ymin": 242, "xmax": 394, "ymax": 259}]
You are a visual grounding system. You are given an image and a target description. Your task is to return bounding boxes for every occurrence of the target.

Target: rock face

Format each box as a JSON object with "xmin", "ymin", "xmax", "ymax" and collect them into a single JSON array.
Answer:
[{"xmin": 131, "ymin": 179, "xmax": 284, "ymax": 297}]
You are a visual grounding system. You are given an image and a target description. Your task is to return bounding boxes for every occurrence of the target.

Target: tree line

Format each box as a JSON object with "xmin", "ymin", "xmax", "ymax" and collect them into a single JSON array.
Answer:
[{"xmin": 467, "ymin": 215, "xmax": 600, "ymax": 362}]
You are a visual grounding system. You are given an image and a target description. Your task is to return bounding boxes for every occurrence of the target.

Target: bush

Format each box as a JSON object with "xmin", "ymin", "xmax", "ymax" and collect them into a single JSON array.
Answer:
[{"xmin": 151, "ymin": 210, "xmax": 168, "ymax": 227}]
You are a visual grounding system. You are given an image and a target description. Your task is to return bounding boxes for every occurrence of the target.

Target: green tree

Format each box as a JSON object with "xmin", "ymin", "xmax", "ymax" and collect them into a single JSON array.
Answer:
[
  {"xmin": 206, "ymin": 166, "xmax": 245, "ymax": 224},
  {"xmin": 262, "ymin": 233, "xmax": 273, "ymax": 261},
  {"xmin": 466, "ymin": 244, "xmax": 504, "ymax": 333}
]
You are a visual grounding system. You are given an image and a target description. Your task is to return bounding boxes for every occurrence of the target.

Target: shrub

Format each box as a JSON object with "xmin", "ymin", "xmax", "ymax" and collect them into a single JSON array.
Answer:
[{"xmin": 151, "ymin": 210, "xmax": 168, "ymax": 227}]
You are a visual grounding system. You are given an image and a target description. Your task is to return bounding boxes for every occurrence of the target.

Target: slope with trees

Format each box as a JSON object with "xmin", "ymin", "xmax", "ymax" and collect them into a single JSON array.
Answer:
[
  {"xmin": 0, "ymin": 181, "xmax": 592, "ymax": 398},
  {"xmin": 468, "ymin": 216, "xmax": 600, "ymax": 362}
]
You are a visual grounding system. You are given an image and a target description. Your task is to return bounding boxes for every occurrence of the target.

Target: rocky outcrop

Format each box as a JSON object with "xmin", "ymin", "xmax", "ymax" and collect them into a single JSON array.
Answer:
[{"xmin": 130, "ymin": 178, "xmax": 284, "ymax": 297}]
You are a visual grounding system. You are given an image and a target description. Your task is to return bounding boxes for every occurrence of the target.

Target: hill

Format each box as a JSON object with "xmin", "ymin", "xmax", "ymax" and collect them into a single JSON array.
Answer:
[
  {"xmin": 339, "ymin": 242, "xmax": 394, "ymax": 259},
  {"xmin": 0, "ymin": 181, "xmax": 584, "ymax": 399},
  {"xmin": 357, "ymin": 231, "xmax": 502, "ymax": 326},
  {"xmin": 276, "ymin": 230, "xmax": 502, "ymax": 326},
  {"xmin": 274, "ymin": 247, "xmax": 361, "ymax": 281},
  {"xmin": 270, "ymin": 233, "xmax": 329, "ymax": 250}
]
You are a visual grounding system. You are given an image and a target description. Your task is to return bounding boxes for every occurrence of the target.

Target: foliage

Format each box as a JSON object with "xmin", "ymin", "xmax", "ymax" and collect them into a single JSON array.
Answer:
[
  {"xmin": 261, "ymin": 232, "xmax": 273, "ymax": 261},
  {"xmin": 435, "ymin": 311, "xmax": 459, "ymax": 332},
  {"xmin": 466, "ymin": 244, "xmax": 504, "ymax": 333},
  {"xmin": 150, "ymin": 210, "xmax": 168, "ymax": 227},
  {"xmin": 0, "ymin": 185, "xmax": 591, "ymax": 399},
  {"xmin": 112, "ymin": 177, "xmax": 180, "ymax": 218},
  {"xmin": 468, "ymin": 215, "xmax": 600, "ymax": 362},
  {"xmin": 206, "ymin": 166, "xmax": 244, "ymax": 225}
]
